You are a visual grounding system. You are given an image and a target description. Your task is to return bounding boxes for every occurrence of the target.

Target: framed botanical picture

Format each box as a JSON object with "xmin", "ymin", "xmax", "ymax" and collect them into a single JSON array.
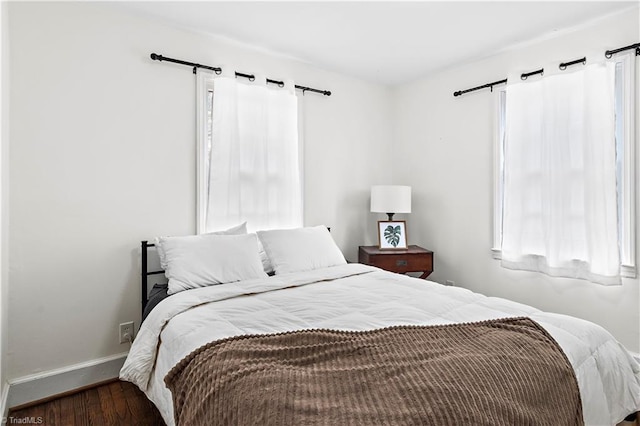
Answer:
[{"xmin": 378, "ymin": 221, "xmax": 408, "ymax": 249}]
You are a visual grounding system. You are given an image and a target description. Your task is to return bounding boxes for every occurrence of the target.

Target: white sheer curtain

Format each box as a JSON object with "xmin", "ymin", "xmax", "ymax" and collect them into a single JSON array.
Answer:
[
  {"xmin": 205, "ymin": 76, "xmax": 302, "ymax": 233},
  {"xmin": 501, "ymin": 60, "xmax": 620, "ymax": 285}
]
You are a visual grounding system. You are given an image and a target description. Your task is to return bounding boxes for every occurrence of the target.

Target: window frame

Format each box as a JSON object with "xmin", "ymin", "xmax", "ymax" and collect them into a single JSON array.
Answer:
[
  {"xmin": 492, "ymin": 89, "xmax": 506, "ymax": 261},
  {"xmin": 615, "ymin": 53, "xmax": 637, "ymax": 277},
  {"xmin": 196, "ymin": 70, "xmax": 215, "ymax": 234},
  {"xmin": 492, "ymin": 54, "xmax": 637, "ymax": 277}
]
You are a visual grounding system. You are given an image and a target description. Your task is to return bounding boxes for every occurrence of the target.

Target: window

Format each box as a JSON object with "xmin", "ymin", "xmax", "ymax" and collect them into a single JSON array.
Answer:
[
  {"xmin": 196, "ymin": 71, "xmax": 303, "ymax": 234},
  {"xmin": 493, "ymin": 54, "xmax": 636, "ymax": 282}
]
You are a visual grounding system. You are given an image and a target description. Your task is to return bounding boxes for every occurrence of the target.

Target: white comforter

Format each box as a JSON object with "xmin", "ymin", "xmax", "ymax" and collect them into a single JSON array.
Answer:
[{"xmin": 120, "ymin": 264, "xmax": 640, "ymax": 426}]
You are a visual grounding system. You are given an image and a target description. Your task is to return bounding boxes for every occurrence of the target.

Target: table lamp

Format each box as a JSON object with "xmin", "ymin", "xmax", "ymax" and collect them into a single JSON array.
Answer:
[{"xmin": 370, "ymin": 185, "xmax": 411, "ymax": 220}]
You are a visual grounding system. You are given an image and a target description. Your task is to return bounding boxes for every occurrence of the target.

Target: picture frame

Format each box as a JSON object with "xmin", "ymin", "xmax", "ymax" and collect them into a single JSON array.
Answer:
[{"xmin": 378, "ymin": 221, "xmax": 408, "ymax": 249}]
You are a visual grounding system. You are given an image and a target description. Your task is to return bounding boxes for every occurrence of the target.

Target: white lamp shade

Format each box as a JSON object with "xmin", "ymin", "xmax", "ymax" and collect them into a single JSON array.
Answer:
[{"xmin": 370, "ymin": 185, "xmax": 411, "ymax": 214}]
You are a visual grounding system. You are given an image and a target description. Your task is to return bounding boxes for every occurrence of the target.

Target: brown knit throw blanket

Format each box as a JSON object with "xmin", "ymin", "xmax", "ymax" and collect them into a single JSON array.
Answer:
[{"xmin": 165, "ymin": 317, "xmax": 583, "ymax": 426}]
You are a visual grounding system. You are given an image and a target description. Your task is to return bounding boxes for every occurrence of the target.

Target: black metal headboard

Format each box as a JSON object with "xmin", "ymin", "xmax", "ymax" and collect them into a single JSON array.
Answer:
[{"xmin": 141, "ymin": 240, "xmax": 165, "ymax": 316}]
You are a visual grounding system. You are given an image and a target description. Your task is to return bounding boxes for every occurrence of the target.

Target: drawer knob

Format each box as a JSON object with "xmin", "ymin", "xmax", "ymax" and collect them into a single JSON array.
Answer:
[{"xmin": 396, "ymin": 260, "xmax": 407, "ymax": 266}]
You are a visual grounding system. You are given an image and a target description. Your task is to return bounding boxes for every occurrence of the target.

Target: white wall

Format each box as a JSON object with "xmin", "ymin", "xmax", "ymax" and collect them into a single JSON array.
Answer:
[
  {"xmin": 7, "ymin": 2, "xmax": 392, "ymax": 379},
  {"xmin": 1, "ymin": 0, "xmax": 10, "ymax": 412},
  {"xmin": 393, "ymin": 8, "xmax": 640, "ymax": 352}
]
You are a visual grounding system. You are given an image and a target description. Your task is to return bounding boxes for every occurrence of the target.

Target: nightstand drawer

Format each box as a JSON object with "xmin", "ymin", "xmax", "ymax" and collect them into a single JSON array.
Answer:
[
  {"xmin": 366, "ymin": 253, "xmax": 431, "ymax": 273},
  {"xmin": 358, "ymin": 245, "xmax": 434, "ymax": 279}
]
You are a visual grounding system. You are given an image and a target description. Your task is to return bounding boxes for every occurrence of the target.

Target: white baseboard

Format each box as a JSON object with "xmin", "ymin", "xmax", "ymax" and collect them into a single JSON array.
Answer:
[{"xmin": 7, "ymin": 352, "xmax": 128, "ymax": 409}]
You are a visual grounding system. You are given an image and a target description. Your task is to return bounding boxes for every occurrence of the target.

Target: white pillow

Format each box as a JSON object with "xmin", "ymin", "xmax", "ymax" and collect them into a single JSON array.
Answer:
[
  {"xmin": 156, "ymin": 222, "xmax": 247, "ymax": 270},
  {"xmin": 257, "ymin": 226, "xmax": 346, "ymax": 275},
  {"xmin": 258, "ymin": 241, "xmax": 274, "ymax": 274},
  {"xmin": 212, "ymin": 221, "xmax": 247, "ymax": 235},
  {"xmin": 156, "ymin": 233, "xmax": 267, "ymax": 295}
]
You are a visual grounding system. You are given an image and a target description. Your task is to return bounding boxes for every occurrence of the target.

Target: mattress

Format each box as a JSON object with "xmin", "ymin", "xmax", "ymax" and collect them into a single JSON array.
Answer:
[{"xmin": 120, "ymin": 263, "xmax": 640, "ymax": 426}]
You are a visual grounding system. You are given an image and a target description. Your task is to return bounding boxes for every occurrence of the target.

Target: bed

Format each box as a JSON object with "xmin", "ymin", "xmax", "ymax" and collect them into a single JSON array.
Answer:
[{"xmin": 120, "ymin": 226, "xmax": 640, "ymax": 426}]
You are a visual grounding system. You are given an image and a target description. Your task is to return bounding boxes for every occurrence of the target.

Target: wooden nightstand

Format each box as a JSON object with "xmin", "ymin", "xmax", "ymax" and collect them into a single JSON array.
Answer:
[{"xmin": 358, "ymin": 245, "xmax": 434, "ymax": 279}]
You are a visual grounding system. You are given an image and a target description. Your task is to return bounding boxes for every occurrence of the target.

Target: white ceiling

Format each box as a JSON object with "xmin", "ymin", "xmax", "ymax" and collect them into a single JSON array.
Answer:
[{"xmin": 116, "ymin": 1, "xmax": 636, "ymax": 85}]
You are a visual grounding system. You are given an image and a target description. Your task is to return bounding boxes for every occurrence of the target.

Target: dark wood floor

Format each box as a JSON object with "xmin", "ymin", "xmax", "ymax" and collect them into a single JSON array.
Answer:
[
  {"xmin": 8, "ymin": 379, "xmax": 639, "ymax": 426},
  {"xmin": 8, "ymin": 380, "xmax": 166, "ymax": 426}
]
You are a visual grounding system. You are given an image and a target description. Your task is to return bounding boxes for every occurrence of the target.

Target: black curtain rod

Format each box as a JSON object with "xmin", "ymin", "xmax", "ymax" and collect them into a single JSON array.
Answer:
[
  {"xmin": 454, "ymin": 41, "xmax": 639, "ymax": 97},
  {"xmin": 150, "ymin": 53, "xmax": 331, "ymax": 96},
  {"xmin": 452, "ymin": 78, "xmax": 508, "ymax": 97},
  {"xmin": 605, "ymin": 42, "xmax": 640, "ymax": 58}
]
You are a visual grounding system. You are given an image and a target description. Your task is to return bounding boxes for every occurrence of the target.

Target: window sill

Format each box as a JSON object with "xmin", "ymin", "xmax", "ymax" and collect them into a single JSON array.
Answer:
[
  {"xmin": 621, "ymin": 264, "xmax": 637, "ymax": 278},
  {"xmin": 490, "ymin": 249, "xmax": 636, "ymax": 278},
  {"xmin": 491, "ymin": 248, "xmax": 502, "ymax": 260}
]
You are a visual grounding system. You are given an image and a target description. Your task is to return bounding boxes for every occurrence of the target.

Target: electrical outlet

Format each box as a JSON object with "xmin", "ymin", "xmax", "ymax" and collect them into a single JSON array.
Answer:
[
  {"xmin": 119, "ymin": 321, "xmax": 135, "ymax": 344},
  {"xmin": 445, "ymin": 280, "xmax": 455, "ymax": 287}
]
